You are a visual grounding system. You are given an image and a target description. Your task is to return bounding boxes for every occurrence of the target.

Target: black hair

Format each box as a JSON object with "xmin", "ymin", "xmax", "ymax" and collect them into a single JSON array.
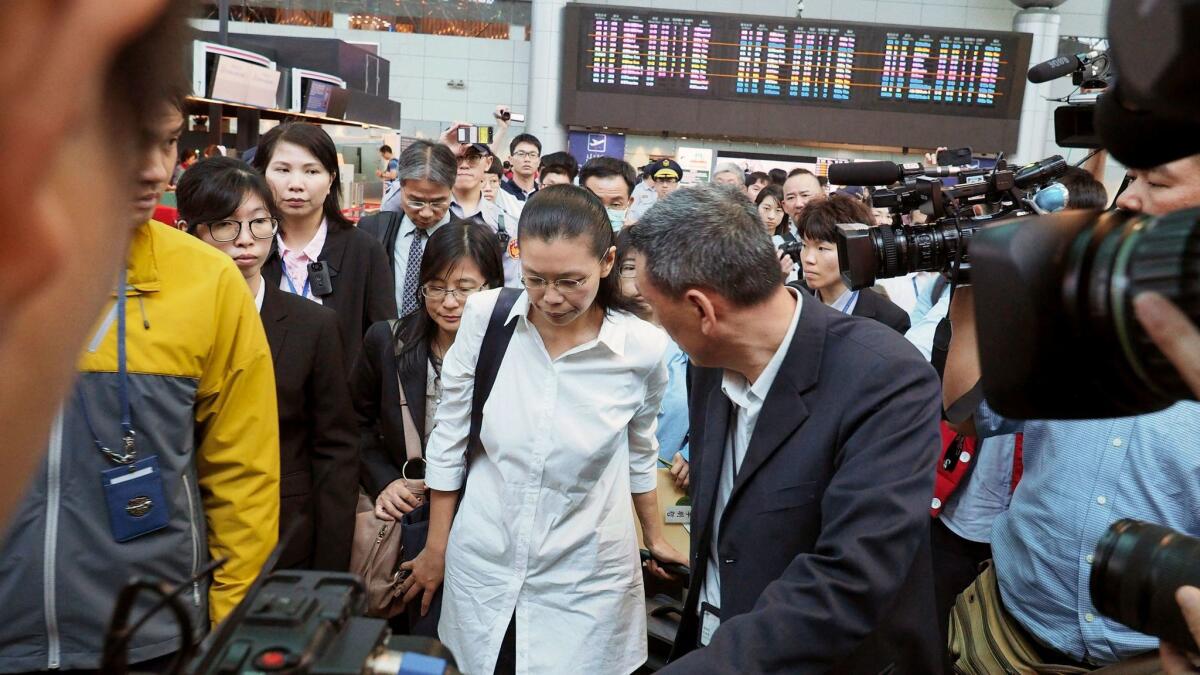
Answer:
[
  {"xmin": 1059, "ymin": 166, "xmax": 1109, "ymax": 210},
  {"xmin": 380, "ymin": 144, "xmax": 393, "ymax": 155},
  {"xmin": 485, "ymin": 160, "xmax": 504, "ymax": 177},
  {"xmin": 518, "ymin": 184, "xmax": 639, "ymax": 315},
  {"xmin": 755, "ymin": 184, "xmax": 790, "ymax": 238},
  {"xmin": 251, "ymin": 122, "xmax": 353, "ymax": 231},
  {"xmin": 395, "ymin": 220, "xmax": 505, "ymax": 372},
  {"xmin": 768, "ymin": 168, "xmax": 787, "ymax": 185},
  {"xmin": 180, "ymin": 148, "xmax": 198, "ymax": 163},
  {"xmin": 795, "ymin": 193, "xmax": 874, "ymax": 243},
  {"xmin": 578, "ymin": 157, "xmax": 636, "ymax": 196},
  {"xmin": 177, "ymin": 157, "xmax": 281, "ymax": 233},
  {"xmin": 787, "ymin": 167, "xmax": 816, "ymax": 180},
  {"xmin": 509, "ymin": 133, "xmax": 542, "ymax": 155},
  {"xmin": 539, "ymin": 151, "xmax": 579, "ymax": 182},
  {"xmin": 746, "ymin": 171, "xmax": 769, "ymax": 187}
]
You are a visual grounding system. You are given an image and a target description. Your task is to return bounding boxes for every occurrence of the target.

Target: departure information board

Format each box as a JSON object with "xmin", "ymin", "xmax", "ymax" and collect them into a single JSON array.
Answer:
[{"xmin": 563, "ymin": 5, "xmax": 1031, "ymax": 152}]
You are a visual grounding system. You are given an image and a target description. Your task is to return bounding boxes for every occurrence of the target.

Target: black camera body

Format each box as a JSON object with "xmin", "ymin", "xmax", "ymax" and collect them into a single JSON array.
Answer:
[{"xmin": 189, "ymin": 571, "xmax": 460, "ymax": 675}]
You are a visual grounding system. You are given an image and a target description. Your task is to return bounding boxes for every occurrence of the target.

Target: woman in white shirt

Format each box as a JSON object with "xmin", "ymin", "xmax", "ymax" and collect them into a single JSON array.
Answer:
[{"xmin": 401, "ymin": 185, "xmax": 688, "ymax": 674}]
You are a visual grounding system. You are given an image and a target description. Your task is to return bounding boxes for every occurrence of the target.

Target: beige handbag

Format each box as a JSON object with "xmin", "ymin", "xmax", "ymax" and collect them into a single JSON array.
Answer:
[{"xmin": 350, "ymin": 365, "xmax": 426, "ymax": 618}]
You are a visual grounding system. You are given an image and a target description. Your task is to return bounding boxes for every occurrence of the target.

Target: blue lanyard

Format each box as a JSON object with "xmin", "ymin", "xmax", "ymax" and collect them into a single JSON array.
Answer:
[
  {"xmin": 78, "ymin": 267, "xmax": 136, "ymax": 464},
  {"xmin": 282, "ymin": 267, "xmax": 311, "ymax": 299},
  {"xmin": 833, "ymin": 290, "xmax": 859, "ymax": 314}
]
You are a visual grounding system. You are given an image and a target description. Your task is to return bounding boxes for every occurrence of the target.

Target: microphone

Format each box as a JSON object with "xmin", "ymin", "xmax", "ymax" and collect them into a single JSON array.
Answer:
[
  {"xmin": 1013, "ymin": 155, "xmax": 1067, "ymax": 189},
  {"xmin": 1028, "ymin": 51, "xmax": 1102, "ymax": 84},
  {"xmin": 827, "ymin": 161, "xmax": 970, "ymax": 186}
]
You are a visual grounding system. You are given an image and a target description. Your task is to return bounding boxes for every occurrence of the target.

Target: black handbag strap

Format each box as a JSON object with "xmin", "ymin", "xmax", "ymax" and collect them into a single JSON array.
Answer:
[{"xmin": 469, "ymin": 288, "xmax": 522, "ymax": 455}]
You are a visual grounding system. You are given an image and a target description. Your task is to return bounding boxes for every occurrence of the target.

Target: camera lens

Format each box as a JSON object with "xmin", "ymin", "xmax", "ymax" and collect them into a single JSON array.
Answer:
[
  {"xmin": 835, "ymin": 220, "xmax": 976, "ymax": 290},
  {"xmin": 1090, "ymin": 519, "xmax": 1200, "ymax": 653}
]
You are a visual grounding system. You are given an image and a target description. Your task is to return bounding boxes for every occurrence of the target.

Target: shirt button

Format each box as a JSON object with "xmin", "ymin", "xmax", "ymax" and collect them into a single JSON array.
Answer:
[
  {"xmin": 1086, "ymin": 554, "xmax": 1095, "ymax": 564},
  {"xmin": 1112, "ymin": 437, "xmax": 1123, "ymax": 448},
  {"xmin": 1085, "ymin": 613, "xmax": 1095, "ymax": 623},
  {"xmin": 1097, "ymin": 496, "xmax": 1107, "ymax": 505}
]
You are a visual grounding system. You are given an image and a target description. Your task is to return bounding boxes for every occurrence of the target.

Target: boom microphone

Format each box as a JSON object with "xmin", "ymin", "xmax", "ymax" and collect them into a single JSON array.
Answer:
[
  {"xmin": 828, "ymin": 161, "xmax": 974, "ymax": 186},
  {"xmin": 1028, "ymin": 51, "xmax": 1102, "ymax": 84}
]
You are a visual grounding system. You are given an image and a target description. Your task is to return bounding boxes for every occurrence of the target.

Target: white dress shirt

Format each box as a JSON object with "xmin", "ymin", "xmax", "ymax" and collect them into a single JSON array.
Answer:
[
  {"xmin": 253, "ymin": 277, "xmax": 266, "ymax": 313},
  {"xmin": 392, "ymin": 212, "xmax": 451, "ymax": 314},
  {"xmin": 425, "ymin": 289, "xmax": 669, "ymax": 675},
  {"xmin": 699, "ymin": 288, "xmax": 803, "ymax": 625},
  {"xmin": 276, "ymin": 219, "xmax": 328, "ymax": 305}
]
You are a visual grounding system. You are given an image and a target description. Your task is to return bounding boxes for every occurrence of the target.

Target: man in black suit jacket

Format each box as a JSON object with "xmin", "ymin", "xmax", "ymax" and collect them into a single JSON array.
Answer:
[
  {"xmin": 260, "ymin": 282, "xmax": 359, "ymax": 571},
  {"xmin": 629, "ymin": 184, "xmax": 943, "ymax": 674}
]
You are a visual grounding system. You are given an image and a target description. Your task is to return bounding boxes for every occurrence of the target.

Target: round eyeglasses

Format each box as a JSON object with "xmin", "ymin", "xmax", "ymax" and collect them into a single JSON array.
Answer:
[{"xmin": 202, "ymin": 217, "xmax": 279, "ymax": 242}]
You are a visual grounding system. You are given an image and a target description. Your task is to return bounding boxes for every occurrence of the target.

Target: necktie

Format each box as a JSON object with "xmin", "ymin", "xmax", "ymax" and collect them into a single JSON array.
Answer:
[{"xmin": 401, "ymin": 229, "xmax": 428, "ymax": 316}]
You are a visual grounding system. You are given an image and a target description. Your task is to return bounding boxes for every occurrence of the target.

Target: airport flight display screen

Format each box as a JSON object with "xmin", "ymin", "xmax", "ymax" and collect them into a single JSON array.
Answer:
[{"xmin": 563, "ymin": 5, "xmax": 1031, "ymax": 151}]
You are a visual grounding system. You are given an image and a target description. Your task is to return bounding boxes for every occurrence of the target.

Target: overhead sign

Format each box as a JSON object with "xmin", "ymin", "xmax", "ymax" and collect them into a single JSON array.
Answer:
[{"xmin": 568, "ymin": 131, "xmax": 627, "ymax": 163}]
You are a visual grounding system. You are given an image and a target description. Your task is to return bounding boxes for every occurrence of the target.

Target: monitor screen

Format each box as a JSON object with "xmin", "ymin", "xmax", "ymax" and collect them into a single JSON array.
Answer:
[
  {"xmin": 303, "ymin": 80, "xmax": 336, "ymax": 115},
  {"xmin": 562, "ymin": 5, "xmax": 1032, "ymax": 152}
]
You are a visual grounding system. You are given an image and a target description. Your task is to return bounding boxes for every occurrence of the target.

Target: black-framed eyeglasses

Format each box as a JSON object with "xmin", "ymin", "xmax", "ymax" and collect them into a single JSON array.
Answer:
[
  {"xmin": 420, "ymin": 284, "xmax": 487, "ymax": 302},
  {"xmin": 458, "ymin": 154, "xmax": 487, "ymax": 168},
  {"xmin": 511, "ymin": 150, "xmax": 540, "ymax": 160},
  {"xmin": 201, "ymin": 217, "xmax": 279, "ymax": 242}
]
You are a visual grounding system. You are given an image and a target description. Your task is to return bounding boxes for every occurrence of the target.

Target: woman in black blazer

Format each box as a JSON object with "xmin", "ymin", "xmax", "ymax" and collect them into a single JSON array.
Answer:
[
  {"xmin": 352, "ymin": 220, "xmax": 504, "ymax": 521},
  {"xmin": 253, "ymin": 122, "xmax": 398, "ymax": 370},
  {"xmin": 794, "ymin": 194, "xmax": 911, "ymax": 334},
  {"xmin": 178, "ymin": 157, "xmax": 359, "ymax": 570}
]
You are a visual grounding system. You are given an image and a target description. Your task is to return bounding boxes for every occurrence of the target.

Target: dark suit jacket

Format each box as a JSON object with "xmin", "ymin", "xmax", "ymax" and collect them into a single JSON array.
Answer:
[
  {"xmin": 664, "ymin": 291, "xmax": 943, "ymax": 674},
  {"xmin": 854, "ymin": 287, "xmax": 912, "ymax": 335},
  {"xmin": 260, "ymin": 283, "xmax": 359, "ymax": 571},
  {"xmin": 351, "ymin": 317, "xmax": 429, "ymax": 499},
  {"xmin": 263, "ymin": 224, "xmax": 397, "ymax": 371}
]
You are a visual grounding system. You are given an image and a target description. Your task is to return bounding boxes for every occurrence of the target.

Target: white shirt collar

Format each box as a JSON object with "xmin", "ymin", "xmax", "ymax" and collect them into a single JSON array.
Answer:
[
  {"xmin": 721, "ymin": 287, "xmax": 803, "ymax": 406},
  {"xmin": 505, "ymin": 290, "xmax": 628, "ymax": 357},
  {"xmin": 277, "ymin": 218, "xmax": 328, "ymax": 261},
  {"xmin": 254, "ymin": 277, "xmax": 266, "ymax": 313},
  {"xmin": 400, "ymin": 210, "xmax": 452, "ymax": 239}
]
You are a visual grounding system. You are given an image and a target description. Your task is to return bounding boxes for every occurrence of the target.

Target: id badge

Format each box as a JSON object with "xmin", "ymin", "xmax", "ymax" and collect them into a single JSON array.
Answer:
[
  {"xmin": 699, "ymin": 602, "xmax": 721, "ymax": 647},
  {"xmin": 102, "ymin": 456, "xmax": 170, "ymax": 543}
]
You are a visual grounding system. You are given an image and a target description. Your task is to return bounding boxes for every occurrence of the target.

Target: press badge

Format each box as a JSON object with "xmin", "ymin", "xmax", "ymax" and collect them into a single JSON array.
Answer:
[
  {"xmin": 102, "ymin": 455, "xmax": 170, "ymax": 543},
  {"xmin": 700, "ymin": 602, "xmax": 721, "ymax": 647}
]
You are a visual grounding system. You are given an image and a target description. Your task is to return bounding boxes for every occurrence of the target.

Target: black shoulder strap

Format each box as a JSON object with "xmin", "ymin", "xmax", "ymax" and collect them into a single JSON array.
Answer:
[
  {"xmin": 931, "ymin": 316, "xmax": 952, "ymax": 379},
  {"xmin": 469, "ymin": 288, "xmax": 522, "ymax": 454}
]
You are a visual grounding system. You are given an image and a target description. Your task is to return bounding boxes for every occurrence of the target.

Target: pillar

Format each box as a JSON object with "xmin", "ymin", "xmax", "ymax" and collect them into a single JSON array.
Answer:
[
  {"xmin": 1012, "ymin": 8, "xmax": 1062, "ymax": 164},
  {"xmin": 527, "ymin": 0, "xmax": 569, "ymax": 153}
]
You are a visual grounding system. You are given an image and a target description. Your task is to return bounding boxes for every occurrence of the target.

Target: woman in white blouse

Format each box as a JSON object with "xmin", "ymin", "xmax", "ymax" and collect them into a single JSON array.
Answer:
[{"xmin": 401, "ymin": 185, "xmax": 688, "ymax": 674}]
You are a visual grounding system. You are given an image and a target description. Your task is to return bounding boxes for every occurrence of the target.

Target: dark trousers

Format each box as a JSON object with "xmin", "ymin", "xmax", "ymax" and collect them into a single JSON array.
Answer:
[
  {"xmin": 931, "ymin": 517, "xmax": 992, "ymax": 640},
  {"xmin": 494, "ymin": 614, "xmax": 516, "ymax": 675}
]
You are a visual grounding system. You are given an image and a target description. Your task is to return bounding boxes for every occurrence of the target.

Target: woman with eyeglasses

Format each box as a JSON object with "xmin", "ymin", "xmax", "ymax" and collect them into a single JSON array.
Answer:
[
  {"xmin": 177, "ymin": 156, "xmax": 359, "ymax": 571},
  {"xmin": 352, "ymin": 220, "xmax": 504, "ymax": 525},
  {"xmin": 252, "ymin": 123, "xmax": 398, "ymax": 370},
  {"xmin": 400, "ymin": 185, "xmax": 688, "ymax": 674}
]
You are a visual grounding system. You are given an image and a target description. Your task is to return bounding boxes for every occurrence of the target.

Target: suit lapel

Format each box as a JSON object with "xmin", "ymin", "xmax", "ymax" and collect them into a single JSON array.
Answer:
[
  {"xmin": 852, "ymin": 290, "xmax": 876, "ymax": 319},
  {"xmin": 260, "ymin": 284, "xmax": 289, "ymax": 364},
  {"xmin": 693, "ymin": 383, "xmax": 731, "ymax": 548},
  {"xmin": 728, "ymin": 291, "xmax": 827, "ymax": 505}
]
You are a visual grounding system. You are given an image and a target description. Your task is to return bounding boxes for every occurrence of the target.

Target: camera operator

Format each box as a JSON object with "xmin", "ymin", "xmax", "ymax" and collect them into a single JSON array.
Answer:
[
  {"xmin": 630, "ymin": 184, "xmax": 944, "ymax": 674},
  {"xmin": 943, "ymin": 152, "xmax": 1200, "ymax": 672}
]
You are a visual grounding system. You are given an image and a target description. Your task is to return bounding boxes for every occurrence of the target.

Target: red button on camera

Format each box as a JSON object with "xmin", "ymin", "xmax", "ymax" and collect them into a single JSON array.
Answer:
[{"xmin": 257, "ymin": 650, "xmax": 287, "ymax": 670}]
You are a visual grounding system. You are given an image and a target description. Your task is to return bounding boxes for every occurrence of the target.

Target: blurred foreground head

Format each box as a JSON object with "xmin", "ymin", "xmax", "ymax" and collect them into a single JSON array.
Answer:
[{"xmin": 0, "ymin": 1, "xmax": 189, "ymax": 523}]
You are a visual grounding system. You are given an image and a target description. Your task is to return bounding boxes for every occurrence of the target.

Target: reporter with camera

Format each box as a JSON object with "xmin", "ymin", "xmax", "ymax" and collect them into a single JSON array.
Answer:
[
  {"xmin": 631, "ymin": 184, "xmax": 943, "ymax": 674},
  {"xmin": 943, "ymin": 153, "xmax": 1200, "ymax": 672}
]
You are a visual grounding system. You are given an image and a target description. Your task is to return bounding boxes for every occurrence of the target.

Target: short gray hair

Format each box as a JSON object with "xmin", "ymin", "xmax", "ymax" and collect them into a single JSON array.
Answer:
[
  {"xmin": 629, "ymin": 183, "xmax": 782, "ymax": 306},
  {"xmin": 397, "ymin": 140, "xmax": 457, "ymax": 188},
  {"xmin": 712, "ymin": 162, "xmax": 744, "ymax": 180}
]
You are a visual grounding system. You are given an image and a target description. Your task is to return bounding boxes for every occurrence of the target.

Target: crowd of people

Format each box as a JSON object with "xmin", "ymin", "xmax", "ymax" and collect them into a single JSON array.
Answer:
[{"xmin": 4, "ymin": 3, "xmax": 1200, "ymax": 675}]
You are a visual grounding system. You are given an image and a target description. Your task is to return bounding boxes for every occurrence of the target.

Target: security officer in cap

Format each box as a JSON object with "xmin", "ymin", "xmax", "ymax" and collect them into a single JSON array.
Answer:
[{"xmin": 652, "ymin": 159, "xmax": 684, "ymax": 201}]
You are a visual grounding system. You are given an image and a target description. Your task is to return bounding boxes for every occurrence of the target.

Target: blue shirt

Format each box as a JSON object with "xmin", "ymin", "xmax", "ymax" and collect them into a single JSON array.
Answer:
[
  {"xmin": 655, "ymin": 340, "xmax": 690, "ymax": 463},
  {"xmin": 979, "ymin": 400, "xmax": 1200, "ymax": 664}
]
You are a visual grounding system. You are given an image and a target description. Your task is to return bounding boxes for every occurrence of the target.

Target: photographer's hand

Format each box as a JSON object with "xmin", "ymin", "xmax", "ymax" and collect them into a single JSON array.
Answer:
[
  {"xmin": 1160, "ymin": 586, "xmax": 1200, "ymax": 674},
  {"xmin": 1135, "ymin": 292, "xmax": 1200, "ymax": 399}
]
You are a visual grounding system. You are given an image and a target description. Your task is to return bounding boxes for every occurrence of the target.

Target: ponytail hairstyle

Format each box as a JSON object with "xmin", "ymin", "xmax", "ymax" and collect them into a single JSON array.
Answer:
[{"xmin": 517, "ymin": 184, "xmax": 640, "ymax": 315}]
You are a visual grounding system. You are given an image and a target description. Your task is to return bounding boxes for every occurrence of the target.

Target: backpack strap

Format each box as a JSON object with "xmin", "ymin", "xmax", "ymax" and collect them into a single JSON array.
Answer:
[{"xmin": 469, "ymin": 288, "xmax": 522, "ymax": 455}]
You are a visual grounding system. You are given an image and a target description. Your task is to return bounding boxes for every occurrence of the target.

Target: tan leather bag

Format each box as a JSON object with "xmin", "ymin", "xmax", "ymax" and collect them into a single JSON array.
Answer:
[{"xmin": 350, "ymin": 364, "xmax": 426, "ymax": 618}]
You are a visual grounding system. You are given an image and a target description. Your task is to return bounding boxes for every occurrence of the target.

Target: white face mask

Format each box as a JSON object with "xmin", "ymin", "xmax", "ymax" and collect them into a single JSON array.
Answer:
[{"xmin": 606, "ymin": 207, "xmax": 628, "ymax": 231}]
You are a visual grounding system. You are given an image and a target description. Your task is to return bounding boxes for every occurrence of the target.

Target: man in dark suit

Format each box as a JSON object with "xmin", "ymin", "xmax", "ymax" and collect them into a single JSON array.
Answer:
[{"xmin": 629, "ymin": 184, "xmax": 943, "ymax": 674}]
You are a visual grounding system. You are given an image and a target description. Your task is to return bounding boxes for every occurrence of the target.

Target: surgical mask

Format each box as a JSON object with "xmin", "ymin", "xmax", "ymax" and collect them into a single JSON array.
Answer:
[
  {"xmin": 1031, "ymin": 182, "xmax": 1070, "ymax": 214},
  {"xmin": 606, "ymin": 207, "xmax": 628, "ymax": 231}
]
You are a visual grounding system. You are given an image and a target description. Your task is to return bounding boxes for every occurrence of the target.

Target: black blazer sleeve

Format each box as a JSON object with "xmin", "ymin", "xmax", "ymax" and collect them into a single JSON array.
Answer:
[
  {"xmin": 306, "ymin": 311, "xmax": 359, "ymax": 571},
  {"xmin": 352, "ymin": 321, "xmax": 400, "ymax": 500},
  {"xmin": 665, "ymin": 343, "xmax": 941, "ymax": 673},
  {"xmin": 363, "ymin": 233, "xmax": 398, "ymax": 333},
  {"xmin": 856, "ymin": 289, "xmax": 911, "ymax": 335}
]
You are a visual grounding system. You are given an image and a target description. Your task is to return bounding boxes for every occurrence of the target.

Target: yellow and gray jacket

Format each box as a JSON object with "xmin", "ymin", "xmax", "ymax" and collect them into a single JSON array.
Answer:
[{"xmin": 0, "ymin": 221, "xmax": 280, "ymax": 671}]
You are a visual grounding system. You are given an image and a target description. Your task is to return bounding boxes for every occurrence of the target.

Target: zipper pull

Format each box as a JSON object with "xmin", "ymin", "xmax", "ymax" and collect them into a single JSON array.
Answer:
[{"xmin": 192, "ymin": 582, "xmax": 201, "ymax": 607}]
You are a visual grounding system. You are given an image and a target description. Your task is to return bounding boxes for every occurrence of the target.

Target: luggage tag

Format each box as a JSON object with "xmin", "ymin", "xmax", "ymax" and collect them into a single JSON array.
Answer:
[{"xmin": 102, "ymin": 455, "xmax": 170, "ymax": 543}]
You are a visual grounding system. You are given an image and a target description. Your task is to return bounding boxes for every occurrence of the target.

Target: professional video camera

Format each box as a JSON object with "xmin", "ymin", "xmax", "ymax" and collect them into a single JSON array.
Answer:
[
  {"xmin": 1027, "ymin": 42, "xmax": 1112, "ymax": 149},
  {"xmin": 829, "ymin": 154, "xmax": 1068, "ymax": 289},
  {"xmin": 103, "ymin": 569, "xmax": 461, "ymax": 674}
]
